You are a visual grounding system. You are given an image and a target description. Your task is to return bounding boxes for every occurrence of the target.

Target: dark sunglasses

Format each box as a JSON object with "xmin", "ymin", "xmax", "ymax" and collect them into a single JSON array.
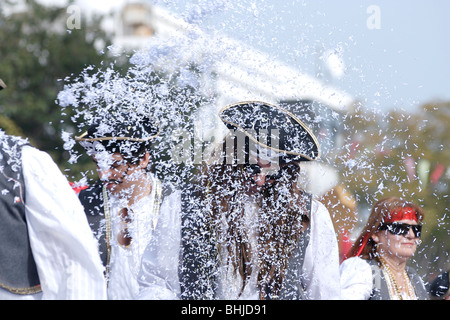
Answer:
[
  {"xmin": 379, "ymin": 222, "xmax": 422, "ymax": 238},
  {"xmin": 243, "ymin": 162, "xmax": 300, "ymax": 181},
  {"xmin": 94, "ymin": 158, "xmax": 130, "ymax": 170}
]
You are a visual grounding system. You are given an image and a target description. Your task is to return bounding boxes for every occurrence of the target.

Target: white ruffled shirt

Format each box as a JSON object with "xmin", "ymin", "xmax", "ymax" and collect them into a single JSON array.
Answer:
[
  {"xmin": 135, "ymin": 189, "xmax": 183, "ymax": 299},
  {"xmin": 339, "ymin": 256, "xmax": 374, "ymax": 300},
  {"xmin": 106, "ymin": 176, "xmax": 181, "ymax": 300},
  {"xmin": 0, "ymin": 145, "xmax": 106, "ymax": 300},
  {"xmin": 137, "ymin": 197, "xmax": 341, "ymax": 300},
  {"xmin": 300, "ymin": 199, "xmax": 342, "ymax": 299}
]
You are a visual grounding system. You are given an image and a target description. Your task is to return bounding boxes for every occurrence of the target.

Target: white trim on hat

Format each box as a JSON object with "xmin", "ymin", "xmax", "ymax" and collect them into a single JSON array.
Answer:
[{"xmin": 218, "ymin": 100, "xmax": 320, "ymax": 161}]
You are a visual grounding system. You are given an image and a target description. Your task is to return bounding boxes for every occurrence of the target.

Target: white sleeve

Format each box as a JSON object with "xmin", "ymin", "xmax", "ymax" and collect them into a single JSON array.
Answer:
[
  {"xmin": 22, "ymin": 146, "xmax": 106, "ymax": 300},
  {"xmin": 302, "ymin": 199, "xmax": 341, "ymax": 299},
  {"xmin": 137, "ymin": 191, "xmax": 182, "ymax": 300},
  {"xmin": 340, "ymin": 256, "xmax": 373, "ymax": 300}
]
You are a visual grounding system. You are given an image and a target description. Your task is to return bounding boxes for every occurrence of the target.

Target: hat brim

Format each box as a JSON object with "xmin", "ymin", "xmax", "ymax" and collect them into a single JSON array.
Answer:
[
  {"xmin": 218, "ymin": 101, "xmax": 320, "ymax": 161},
  {"xmin": 75, "ymin": 130, "xmax": 160, "ymax": 143},
  {"xmin": 75, "ymin": 112, "xmax": 161, "ymax": 143}
]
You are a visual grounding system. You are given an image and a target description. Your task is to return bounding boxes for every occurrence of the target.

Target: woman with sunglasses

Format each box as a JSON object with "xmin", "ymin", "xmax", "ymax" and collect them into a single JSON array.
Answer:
[{"xmin": 340, "ymin": 197, "xmax": 428, "ymax": 300}]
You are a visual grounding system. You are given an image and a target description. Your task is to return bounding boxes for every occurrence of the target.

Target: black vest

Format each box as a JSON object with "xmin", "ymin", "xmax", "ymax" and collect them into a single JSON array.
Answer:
[
  {"xmin": 367, "ymin": 259, "xmax": 429, "ymax": 300},
  {"xmin": 78, "ymin": 182, "xmax": 110, "ymax": 271},
  {"xmin": 179, "ymin": 182, "xmax": 217, "ymax": 299},
  {"xmin": 0, "ymin": 134, "xmax": 41, "ymax": 295}
]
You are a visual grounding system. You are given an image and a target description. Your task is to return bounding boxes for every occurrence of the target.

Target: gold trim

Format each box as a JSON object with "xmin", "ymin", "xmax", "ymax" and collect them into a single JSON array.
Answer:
[
  {"xmin": 152, "ymin": 179, "xmax": 163, "ymax": 230},
  {"xmin": 0, "ymin": 283, "xmax": 42, "ymax": 295},
  {"xmin": 102, "ymin": 184, "xmax": 112, "ymax": 280},
  {"xmin": 75, "ymin": 130, "xmax": 161, "ymax": 143},
  {"xmin": 75, "ymin": 121, "xmax": 161, "ymax": 142},
  {"xmin": 218, "ymin": 100, "xmax": 321, "ymax": 161}
]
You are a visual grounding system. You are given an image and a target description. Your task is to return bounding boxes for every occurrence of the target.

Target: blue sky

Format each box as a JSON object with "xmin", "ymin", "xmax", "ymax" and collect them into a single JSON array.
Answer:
[
  {"xmin": 59, "ymin": 0, "xmax": 450, "ymax": 113},
  {"xmin": 156, "ymin": 0, "xmax": 450, "ymax": 113}
]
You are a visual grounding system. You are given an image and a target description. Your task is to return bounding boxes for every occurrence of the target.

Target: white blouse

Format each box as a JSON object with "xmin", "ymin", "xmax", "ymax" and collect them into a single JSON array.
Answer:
[
  {"xmin": 339, "ymin": 256, "xmax": 374, "ymax": 300},
  {"xmin": 0, "ymin": 145, "xmax": 106, "ymax": 300}
]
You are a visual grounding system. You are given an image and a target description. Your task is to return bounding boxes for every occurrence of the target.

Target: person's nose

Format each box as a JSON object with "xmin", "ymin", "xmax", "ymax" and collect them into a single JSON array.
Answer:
[
  {"xmin": 406, "ymin": 226, "xmax": 416, "ymax": 239},
  {"xmin": 254, "ymin": 172, "xmax": 267, "ymax": 186},
  {"xmin": 97, "ymin": 166, "xmax": 113, "ymax": 181}
]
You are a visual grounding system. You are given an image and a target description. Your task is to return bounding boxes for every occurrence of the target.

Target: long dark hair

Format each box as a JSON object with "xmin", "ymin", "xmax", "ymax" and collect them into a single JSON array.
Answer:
[{"xmin": 200, "ymin": 162, "xmax": 309, "ymax": 298}]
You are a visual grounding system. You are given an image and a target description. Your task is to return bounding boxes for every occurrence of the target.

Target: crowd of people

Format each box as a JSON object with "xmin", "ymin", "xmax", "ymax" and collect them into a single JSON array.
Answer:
[{"xmin": 1, "ymin": 79, "xmax": 448, "ymax": 300}]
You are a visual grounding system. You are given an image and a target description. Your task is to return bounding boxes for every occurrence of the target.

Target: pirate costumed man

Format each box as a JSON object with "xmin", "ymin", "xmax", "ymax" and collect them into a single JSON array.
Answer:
[
  {"xmin": 76, "ymin": 112, "xmax": 182, "ymax": 300},
  {"xmin": 138, "ymin": 101, "xmax": 341, "ymax": 300},
  {"xmin": 0, "ymin": 79, "xmax": 106, "ymax": 300}
]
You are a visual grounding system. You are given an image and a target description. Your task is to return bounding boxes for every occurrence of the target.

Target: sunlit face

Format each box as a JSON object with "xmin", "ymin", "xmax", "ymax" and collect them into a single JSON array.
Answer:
[
  {"xmin": 372, "ymin": 219, "xmax": 420, "ymax": 261},
  {"xmin": 243, "ymin": 160, "xmax": 274, "ymax": 195},
  {"xmin": 93, "ymin": 152, "xmax": 149, "ymax": 195},
  {"xmin": 242, "ymin": 157, "xmax": 300, "ymax": 196}
]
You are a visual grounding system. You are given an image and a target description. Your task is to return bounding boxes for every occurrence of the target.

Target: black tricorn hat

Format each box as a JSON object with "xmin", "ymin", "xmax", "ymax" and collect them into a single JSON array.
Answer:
[
  {"xmin": 75, "ymin": 112, "xmax": 160, "ymax": 156},
  {"xmin": 218, "ymin": 101, "xmax": 320, "ymax": 162}
]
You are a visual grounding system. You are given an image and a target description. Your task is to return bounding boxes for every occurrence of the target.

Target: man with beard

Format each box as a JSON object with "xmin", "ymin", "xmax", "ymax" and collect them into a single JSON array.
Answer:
[
  {"xmin": 76, "ymin": 112, "xmax": 181, "ymax": 299},
  {"xmin": 138, "ymin": 101, "xmax": 340, "ymax": 300}
]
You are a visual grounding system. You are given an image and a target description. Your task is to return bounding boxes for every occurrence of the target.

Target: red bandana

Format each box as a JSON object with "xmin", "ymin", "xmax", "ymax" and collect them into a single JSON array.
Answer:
[
  {"xmin": 353, "ymin": 207, "xmax": 418, "ymax": 258},
  {"xmin": 385, "ymin": 207, "xmax": 418, "ymax": 223}
]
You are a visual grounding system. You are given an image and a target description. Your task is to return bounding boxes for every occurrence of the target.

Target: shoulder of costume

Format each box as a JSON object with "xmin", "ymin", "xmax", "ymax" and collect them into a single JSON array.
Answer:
[
  {"xmin": 76, "ymin": 180, "xmax": 103, "ymax": 197},
  {"xmin": 405, "ymin": 265, "xmax": 421, "ymax": 277},
  {"xmin": 0, "ymin": 131, "xmax": 31, "ymax": 148}
]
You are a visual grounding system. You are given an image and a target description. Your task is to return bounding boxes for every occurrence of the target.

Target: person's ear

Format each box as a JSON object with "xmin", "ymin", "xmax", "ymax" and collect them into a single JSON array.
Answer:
[
  {"xmin": 371, "ymin": 233, "xmax": 380, "ymax": 244},
  {"xmin": 139, "ymin": 152, "xmax": 150, "ymax": 169}
]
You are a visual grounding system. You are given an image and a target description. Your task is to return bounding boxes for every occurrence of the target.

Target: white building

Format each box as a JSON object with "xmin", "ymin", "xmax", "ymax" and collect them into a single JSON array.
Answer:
[{"xmin": 112, "ymin": 1, "xmax": 354, "ymax": 195}]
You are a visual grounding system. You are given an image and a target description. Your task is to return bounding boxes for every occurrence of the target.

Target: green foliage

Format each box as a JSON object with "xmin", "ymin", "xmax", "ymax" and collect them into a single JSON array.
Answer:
[
  {"xmin": 335, "ymin": 102, "xmax": 449, "ymax": 277},
  {"xmin": 0, "ymin": 0, "xmax": 125, "ymax": 176}
]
